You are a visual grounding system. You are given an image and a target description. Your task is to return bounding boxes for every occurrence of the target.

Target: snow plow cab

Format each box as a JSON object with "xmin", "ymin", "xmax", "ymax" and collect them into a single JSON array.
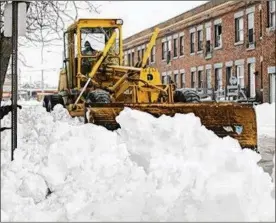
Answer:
[{"xmin": 43, "ymin": 18, "xmax": 258, "ymax": 151}]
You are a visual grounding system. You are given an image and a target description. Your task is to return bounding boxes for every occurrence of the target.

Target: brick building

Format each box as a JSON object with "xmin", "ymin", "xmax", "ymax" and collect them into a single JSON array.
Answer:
[{"xmin": 123, "ymin": 0, "xmax": 276, "ymax": 103}]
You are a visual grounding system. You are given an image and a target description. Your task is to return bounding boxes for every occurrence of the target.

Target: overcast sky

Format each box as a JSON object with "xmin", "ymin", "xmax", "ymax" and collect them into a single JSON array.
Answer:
[{"xmin": 19, "ymin": 1, "xmax": 207, "ymax": 86}]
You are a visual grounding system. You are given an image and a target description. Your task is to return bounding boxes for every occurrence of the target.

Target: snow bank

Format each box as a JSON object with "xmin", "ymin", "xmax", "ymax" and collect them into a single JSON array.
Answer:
[
  {"xmin": 255, "ymin": 102, "xmax": 275, "ymax": 137},
  {"xmin": 1, "ymin": 104, "xmax": 275, "ymax": 221}
]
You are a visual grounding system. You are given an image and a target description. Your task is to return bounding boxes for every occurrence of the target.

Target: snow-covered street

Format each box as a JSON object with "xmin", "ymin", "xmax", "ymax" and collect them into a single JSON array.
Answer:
[{"xmin": 0, "ymin": 101, "xmax": 275, "ymax": 222}]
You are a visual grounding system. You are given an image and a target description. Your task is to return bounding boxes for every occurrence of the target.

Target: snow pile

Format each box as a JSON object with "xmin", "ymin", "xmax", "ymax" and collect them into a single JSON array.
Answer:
[
  {"xmin": 255, "ymin": 102, "xmax": 275, "ymax": 137},
  {"xmin": 1, "ymin": 104, "xmax": 275, "ymax": 221}
]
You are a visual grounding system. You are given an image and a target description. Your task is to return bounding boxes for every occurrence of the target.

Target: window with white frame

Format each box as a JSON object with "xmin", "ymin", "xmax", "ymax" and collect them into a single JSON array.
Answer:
[
  {"xmin": 162, "ymin": 42, "xmax": 166, "ymax": 60},
  {"xmin": 205, "ymin": 25, "xmax": 211, "ymax": 54},
  {"xmin": 197, "ymin": 70, "xmax": 203, "ymax": 88},
  {"xmin": 191, "ymin": 71, "xmax": 196, "ymax": 88},
  {"xmin": 145, "ymin": 45, "xmax": 150, "ymax": 66},
  {"xmin": 215, "ymin": 68, "xmax": 222, "ymax": 91},
  {"xmin": 214, "ymin": 23, "xmax": 222, "ymax": 48},
  {"xmin": 181, "ymin": 72, "xmax": 185, "ymax": 88},
  {"xmin": 124, "ymin": 52, "xmax": 128, "ymax": 66},
  {"xmin": 141, "ymin": 47, "xmax": 145, "ymax": 60},
  {"xmin": 137, "ymin": 48, "xmax": 141, "ymax": 61},
  {"xmin": 150, "ymin": 45, "xmax": 156, "ymax": 63},
  {"xmin": 206, "ymin": 69, "xmax": 212, "ymax": 89},
  {"xmin": 197, "ymin": 29, "xmax": 203, "ymax": 51},
  {"xmin": 161, "ymin": 72, "xmax": 166, "ymax": 84},
  {"xmin": 173, "ymin": 36, "xmax": 178, "ymax": 58},
  {"xmin": 127, "ymin": 52, "xmax": 131, "ymax": 66},
  {"xmin": 174, "ymin": 71, "xmax": 179, "ymax": 87},
  {"xmin": 247, "ymin": 12, "xmax": 255, "ymax": 45},
  {"xmin": 162, "ymin": 37, "xmax": 172, "ymax": 62},
  {"xmin": 268, "ymin": 0, "xmax": 276, "ymax": 28},
  {"xmin": 190, "ymin": 32, "xmax": 195, "ymax": 53},
  {"xmin": 167, "ymin": 38, "xmax": 172, "ymax": 62},
  {"xmin": 179, "ymin": 34, "xmax": 184, "ymax": 56},
  {"xmin": 236, "ymin": 65, "xmax": 245, "ymax": 88},
  {"xmin": 166, "ymin": 71, "xmax": 172, "ymax": 84},
  {"xmin": 131, "ymin": 51, "xmax": 135, "ymax": 66},
  {"xmin": 235, "ymin": 17, "xmax": 244, "ymax": 42}
]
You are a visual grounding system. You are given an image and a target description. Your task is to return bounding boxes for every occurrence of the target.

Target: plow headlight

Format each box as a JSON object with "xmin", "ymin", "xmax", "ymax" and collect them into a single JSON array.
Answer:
[{"xmin": 116, "ymin": 19, "xmax": 123, "ymax": 25}]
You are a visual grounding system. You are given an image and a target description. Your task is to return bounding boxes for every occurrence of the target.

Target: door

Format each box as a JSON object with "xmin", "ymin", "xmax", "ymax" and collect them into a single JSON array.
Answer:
[
  {"xmin": 270, "ymin": 73, "xmax": 276, "ymax": 103},
  {"xmin": 215, "ymin": 68, "xmax": 222, "ymax": 91},
  {"xmin": 249, "ymin": 63, "xmax": 256, "ymax": 98}
]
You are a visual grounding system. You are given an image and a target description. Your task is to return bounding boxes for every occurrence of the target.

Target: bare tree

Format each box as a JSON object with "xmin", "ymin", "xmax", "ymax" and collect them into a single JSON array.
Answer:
[{"xmin": 0, "ymin": 1, "xmax": 101, "ymax": 102}]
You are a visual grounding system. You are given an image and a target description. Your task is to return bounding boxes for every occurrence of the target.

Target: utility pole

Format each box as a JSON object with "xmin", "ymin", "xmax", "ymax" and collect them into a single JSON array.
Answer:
[
  {"xmin": 4, "ymin": 1, "xmax": 29, "ymax": 161},
  {"xmin": 11, "ymin": 1, "xmax": 19, "ymax": 161}
]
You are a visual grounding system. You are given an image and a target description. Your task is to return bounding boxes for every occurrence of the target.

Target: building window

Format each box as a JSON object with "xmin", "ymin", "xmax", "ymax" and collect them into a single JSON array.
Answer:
[
  {"xmin": 206, "ymin": 69, "xmax": 212, "ymax": 89},
  {"xmin": 150, "ymin": 46, "xmax": 156, "ymax": 63},
  {"xmin": 236, "ymin": 65, "xmax": 244, "ymax": 88},
  {"xmin": 161, "ymin": 72, "xmax": 166, "ymax": 84},
  {"xmin": 197, "ymin": 29, "xmax": 203, "ymax": 51},
  {"xmin": 205, "ymin": 26, "xmax": 211, "ymax": 54},
  {"xmin": 127, "ymin": 53, "xmax": 131, "ymax": 66},
  {"xmin": 181, "ymin": 72, "xmax": 185, "ymax": 88},
  {"xmin": 248, "ymin": 62, "xmax": 256, "ymax": 98},
  {"xmin": 137, "ymin": 49, "xmax": 141, "ymax": 61},
  {"xmin": 190, "ymin": 32, "xmax": 195, "ymax": 54},
  {"xmin": 214, "ymin": 23, "xmax": 222, "ymax": 48},
  {"xmin": 215, "ymin": 68, "xmax": 223, "ymax": 91},
  {"xmin": 268, "ymin": 0, "xmax": 276, "ymax": 28},
  {"xmin": 162, "ymin": 37, "xmax": 172, "ymax": 62},
  {"xmin": 247, "ymin": 12, "xmax": 255, "ymax": 46},
  {"xmin": 235, "ymin": 17, "xmax": 244, "ymax": 42},
  {"xmin": 162, "ymin": 42, "xmax": 166, "ymax": 60},
  {"xmin": 124, "ymin": 53, "xmax": 128, "ymax": 66},
  {"xmin": 166, "ymin": 72, "xmax": 172, "ymax": 84},
  {"xmin": 131, "ymin": 51, "xmax": 134, "ymax": 66},
  {"xmin": 226, "ymin": 67, "xmax": 233, "ymax": 86},
  {"xmin": 173, "ymin": 37, "xmax": 178, "ymax": 58},
  {"xmin": 191, "ymin": 71, "xmax": 196, "ymax": 88},
  {"xmin": 174, "ymin": 71, "xmax": 179, "ymax": 87},
  {"xmin": 197, "ymin": 70, "xmax": 203, "ymax": 88},
  {"xmin": 179, "ymin": 35, "xmax": 184, "ymax": 56},
  {"xmin": 141, "ymin": 48, "xmax": 145, "ymax": 60}
]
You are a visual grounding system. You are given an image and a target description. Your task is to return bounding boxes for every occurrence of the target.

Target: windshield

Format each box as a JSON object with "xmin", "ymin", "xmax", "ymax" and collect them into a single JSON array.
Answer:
[{"xmin": 80, "ymin": 27, "xmax": 119, "ymax": 56}]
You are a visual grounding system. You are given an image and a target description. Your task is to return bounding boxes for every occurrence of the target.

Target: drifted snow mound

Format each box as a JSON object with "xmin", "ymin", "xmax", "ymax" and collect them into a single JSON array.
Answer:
[{"xmin": 1, "ymin": 105, "xmax": 275, "ymax": 221}]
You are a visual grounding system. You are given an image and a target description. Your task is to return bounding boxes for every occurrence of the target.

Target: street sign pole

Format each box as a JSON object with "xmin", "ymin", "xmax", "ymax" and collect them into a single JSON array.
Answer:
[{"xmin": 11, "ymin": 1, "xmax": 19, "ymax": 161}]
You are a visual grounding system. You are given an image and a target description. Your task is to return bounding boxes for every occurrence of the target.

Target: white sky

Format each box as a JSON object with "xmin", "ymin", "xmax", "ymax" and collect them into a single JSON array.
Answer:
[{"xmin": 19, "ymin": 1, "xmax": 207, "ymax": 86}]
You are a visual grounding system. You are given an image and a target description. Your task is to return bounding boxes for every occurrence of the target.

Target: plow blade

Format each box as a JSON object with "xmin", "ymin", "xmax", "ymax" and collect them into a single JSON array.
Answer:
[{"xmin": 85, "ymin": 102, "xmax": 257, "ymax": 150}]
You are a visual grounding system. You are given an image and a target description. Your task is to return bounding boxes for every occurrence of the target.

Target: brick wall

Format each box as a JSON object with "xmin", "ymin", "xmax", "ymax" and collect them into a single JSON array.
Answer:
[{"xmin": 123, "ymin": 0, "xmax": 276, "ymax": 103}]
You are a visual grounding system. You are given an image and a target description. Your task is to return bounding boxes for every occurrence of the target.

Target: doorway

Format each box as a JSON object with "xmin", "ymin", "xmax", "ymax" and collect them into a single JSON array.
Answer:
[
  {"xmin": 248, "ymin": 63, "xmax": 256, "ymax": 98},
  {"xmin": 270, "ymin": 73, "xmax": 276, "ymax": 103}
]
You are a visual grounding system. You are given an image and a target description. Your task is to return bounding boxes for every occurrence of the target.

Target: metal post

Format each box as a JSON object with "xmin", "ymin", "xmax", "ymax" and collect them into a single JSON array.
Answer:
[
  {"xmin": 0, "ymin": 1, "xmax": 2, "ymax": 149},
  {"xmin": 11, "ymin": 1, "xmax": 18, "ymax": 161}
]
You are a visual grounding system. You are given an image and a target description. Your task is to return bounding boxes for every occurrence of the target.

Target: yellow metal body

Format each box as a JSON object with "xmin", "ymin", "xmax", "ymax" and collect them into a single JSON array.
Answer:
[
  {"xmin": 86, "ymin": 102, "xmax": 257, "ymax": 149},
  {"xmin": 56, "ymin": 18, "xmax": 258, "ymax": 150}
]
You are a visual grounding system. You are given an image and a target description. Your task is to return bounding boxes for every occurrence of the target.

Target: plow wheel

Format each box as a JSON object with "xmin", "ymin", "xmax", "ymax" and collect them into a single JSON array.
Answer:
[
  {"xmin": 86, "ymin": 89, "xmax": 111, "ymax": 104},
  {"xmin": 84, "ymin": 90, "xmax": 111, "ymax": 124},
  {"xmin": 174, "ymin": 89, "xmax": 200, "ymax": 103},
  {"xmin": 44, "ymin": 94, "xmax": 65, "ymax": 112}
]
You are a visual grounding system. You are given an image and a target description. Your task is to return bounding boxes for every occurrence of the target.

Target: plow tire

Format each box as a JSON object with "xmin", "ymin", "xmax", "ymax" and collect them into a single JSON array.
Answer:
[
  {"xmin": 86, "ymin": 90, "xmax": 111, "ymax": 103},
  {"xmin": 46, "ymin": 94, "xmax": 65, "ymax": 112},
  {"xmin": 174, "ymin": 89, "xmax": 200, "ymax": 103},
  {"xmin": 43, "ymin": 95, "xmax": 50, "ymax": 112}
]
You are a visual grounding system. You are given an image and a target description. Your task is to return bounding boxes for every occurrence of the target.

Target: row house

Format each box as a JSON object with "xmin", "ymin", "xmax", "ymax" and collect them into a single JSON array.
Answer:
[{"xmin": 123, "ymin": 0, "xmax": 276, "ymax": 103}]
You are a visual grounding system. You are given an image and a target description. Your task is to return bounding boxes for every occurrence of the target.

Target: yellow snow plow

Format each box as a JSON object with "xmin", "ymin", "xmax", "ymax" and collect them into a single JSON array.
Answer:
[{"xmin": 42, "ymin": 18, "xmax": 258, "ymax": 151}]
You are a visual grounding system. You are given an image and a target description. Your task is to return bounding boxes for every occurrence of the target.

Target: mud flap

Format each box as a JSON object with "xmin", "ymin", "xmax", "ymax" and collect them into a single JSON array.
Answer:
[{"xmin": 85, "ymin": 102, "xmax": 258, "ymax": 150}]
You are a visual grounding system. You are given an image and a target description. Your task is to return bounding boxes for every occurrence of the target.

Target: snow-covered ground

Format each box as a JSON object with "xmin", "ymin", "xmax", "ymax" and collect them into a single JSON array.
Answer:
[{"xmin": 0, "ymin": 101, "xmax": 275, "ymax": 221}]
